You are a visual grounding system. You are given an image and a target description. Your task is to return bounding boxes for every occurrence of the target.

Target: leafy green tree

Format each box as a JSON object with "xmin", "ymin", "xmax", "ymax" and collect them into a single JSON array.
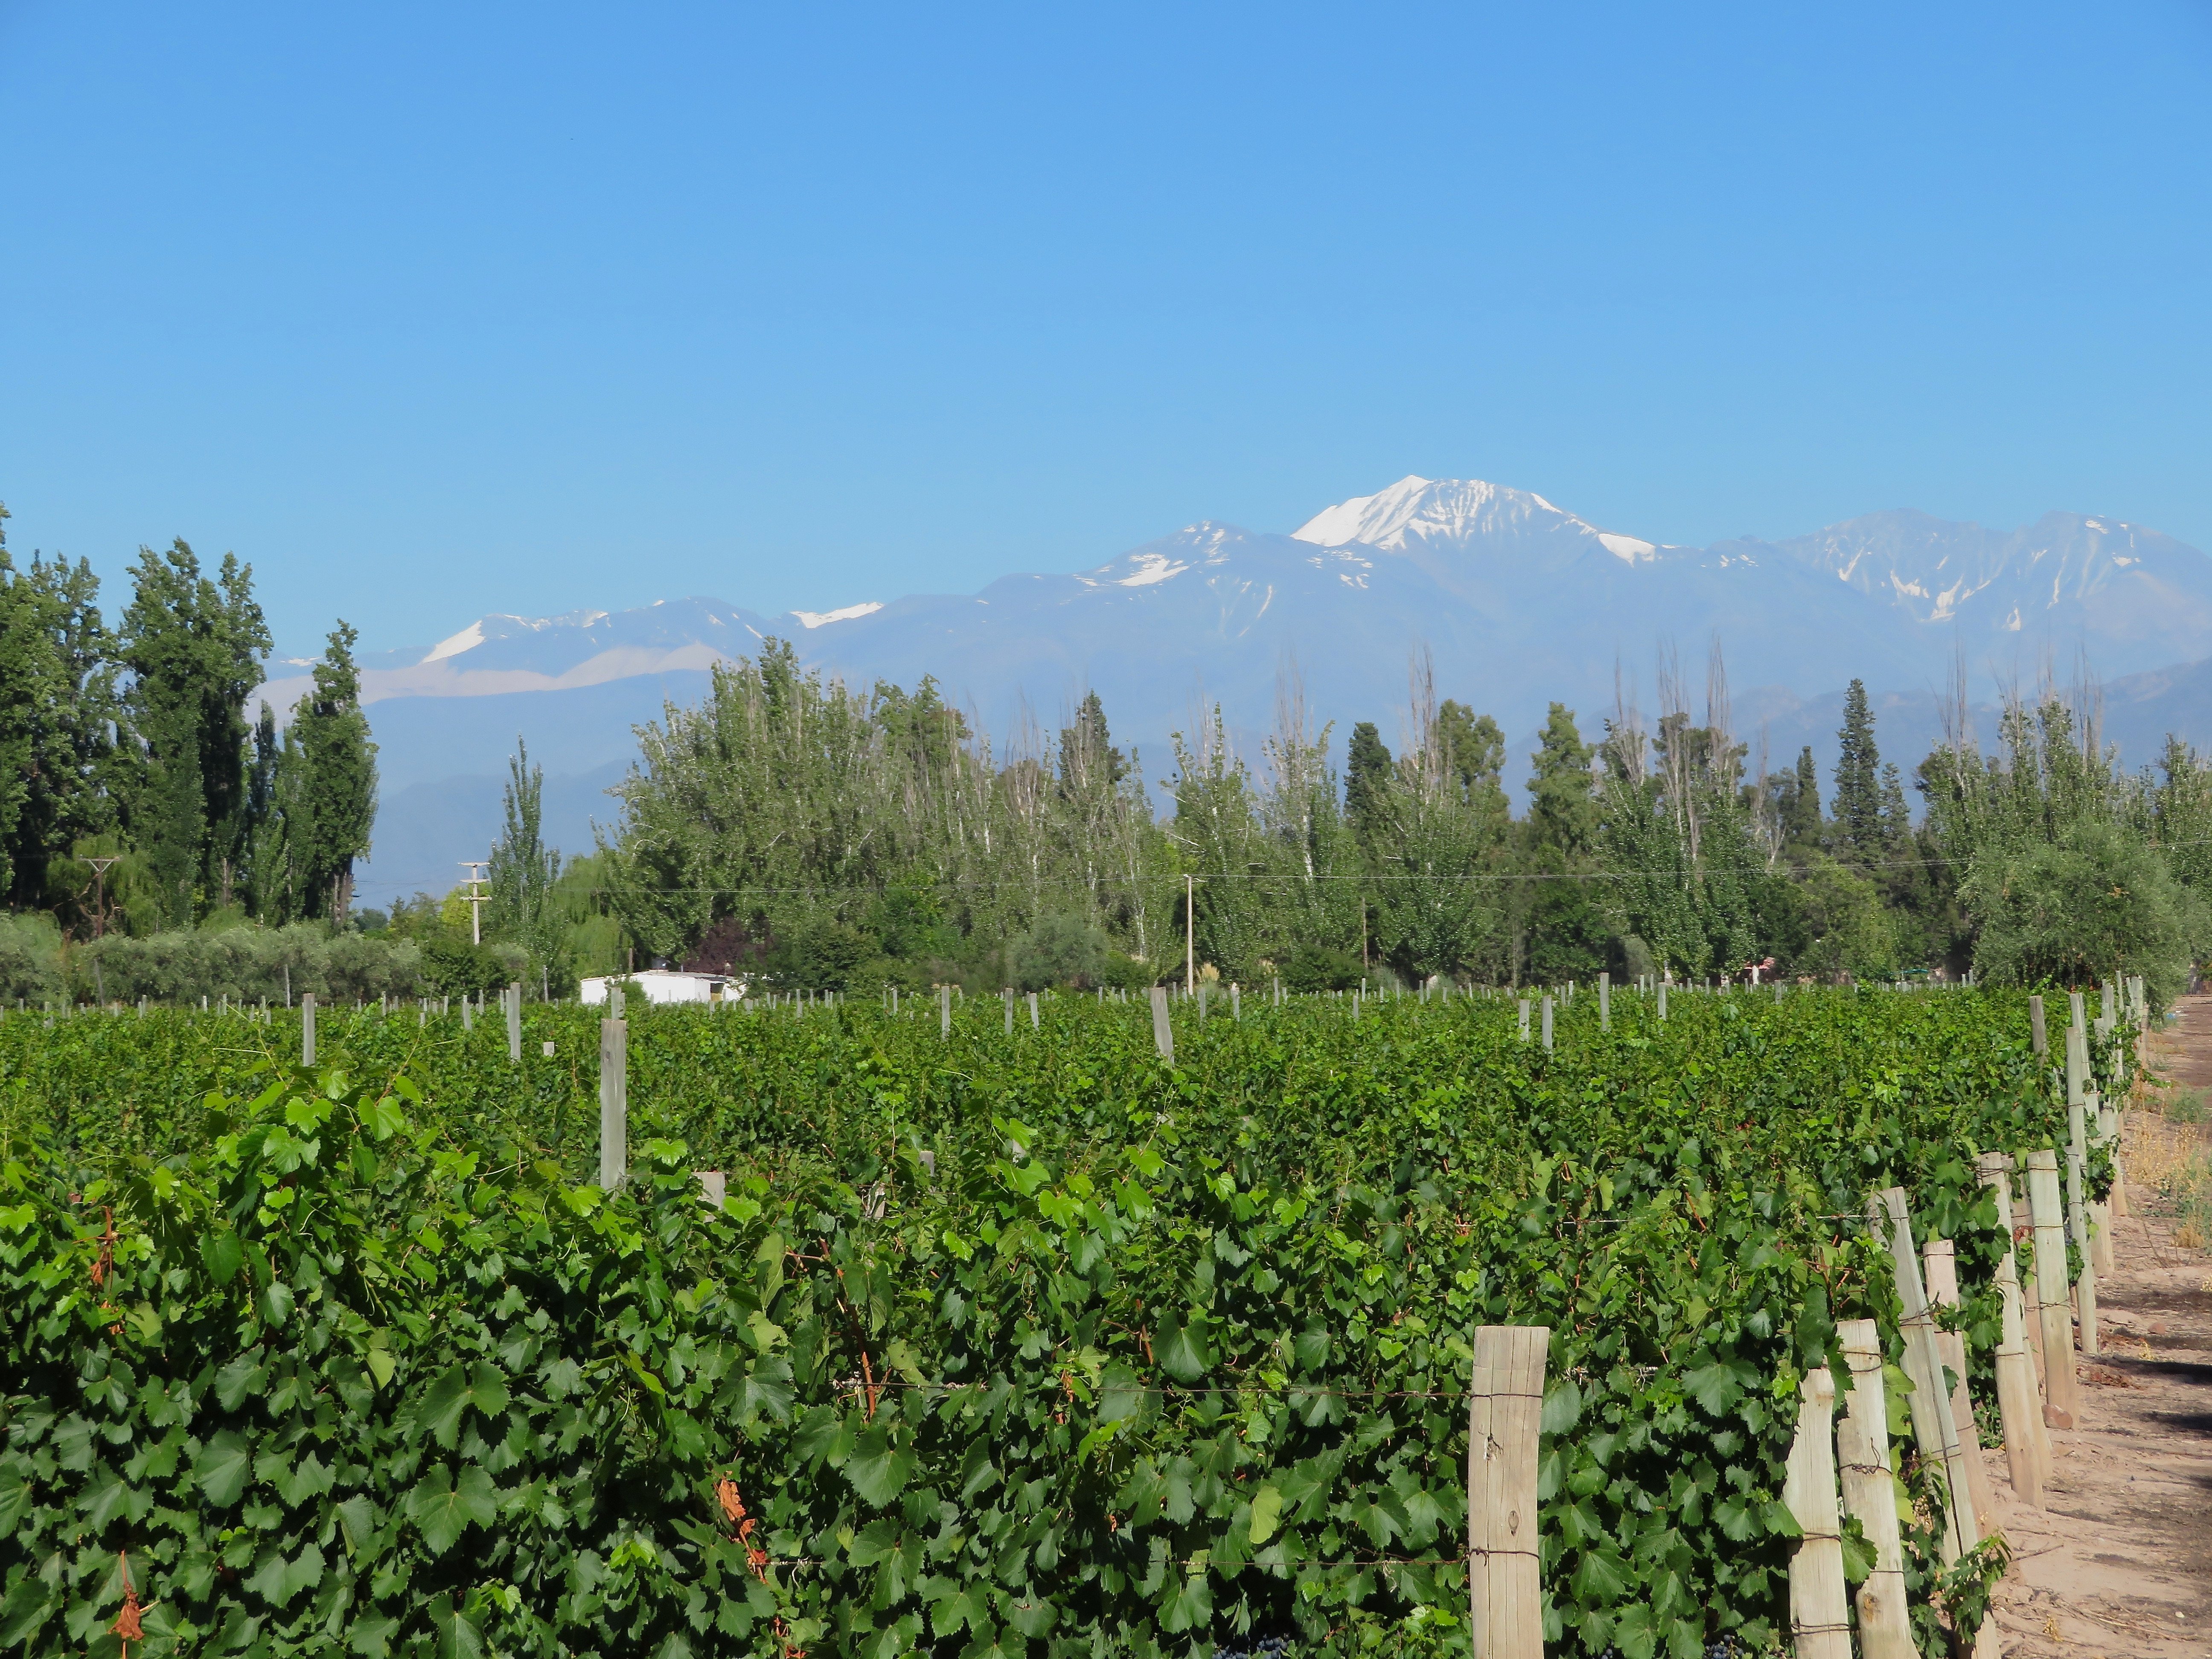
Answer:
[
  {"xmin": 489, "ymin": 736, "xmax": 561, "ymax": 962},
  {"xmin": 1523, "ymin": 704, "xmax": 1610, "ymax": 983},
  {"xmin": 0, "ymin": 512, "xmax": 122, "ymax": 915},
  {"xmin": 1963, "ymin": 818, "xmax": 2202, "ymax": 1003},
  {"xmin": 116, "ymin": 540, "xmax": 270, "ymax": 923},
  {"xmin": 1778, "ymin": 745, "xmax": 1823, "ymax": 854},
  {"xmin": 290, "ymin": 623, "xmax": 379, "ymax": 924}
]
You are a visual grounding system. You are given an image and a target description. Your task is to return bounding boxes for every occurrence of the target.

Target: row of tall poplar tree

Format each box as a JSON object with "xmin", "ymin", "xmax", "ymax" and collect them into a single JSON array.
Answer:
[
  {"xmin": 598, "ymin": 636, "xmax": 2212, "ymax": 997},
  {"xmin": 0, "ymin": 508, "xmax": 377, "ymax": 934}
]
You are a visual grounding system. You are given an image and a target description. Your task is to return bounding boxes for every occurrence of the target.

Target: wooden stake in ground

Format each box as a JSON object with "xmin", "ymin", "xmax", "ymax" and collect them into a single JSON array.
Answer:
[
  {"xmin": 1541, "ymin": 995, "xmax": 1553, "ymax": 1050},
  {"xmin": 506, "ymin": 982, "xmax": 522, "ymax": 1062},
  {"xmin": 1518, "ymin": 998, "xmax": 1531, "ymax": 1042},
  {"xmin": 1871, "ymin": 1187, "xmax": 1980, "ymax": 1557},
  {"xmin": 1781, "ymin": 1364, "xmax": 1851, "ymax": 1659},
  {"xmin": 599, "ymin": 1016, "xmax": 627, "ymax": 1191},
  {"xmin": 2025, "ymin": 1149, "xmax": 2078, "ymax": 1426},
  {"xmin": 1598, "ymin": 972, "xmax": 1610, "ymax": 1030},
  {"xmin": 1976, "ymin": 1152, "xmax": 2051, "ymax": 1505},
  {"xmin": 939, "ymin": 984, "xmax": 951, "ymax": 1038},
  {"xmin": 2064, "ymin": 1026, "xmax": 2101, "ymax": 1355},
  {"xmin": 1922, "ymin": 1237, "xmax": 2000, "ymax": 1528},
  {"xmin": 1148, "ymin": 985, "xmax": 1174, "ymax": 1064},
  {"xmin": 1836, "ymin": 1320, "xmax": 1915, "ymax": 1659},
  {"xmin": 300, "ymin": 992, "xmax": 316, "ymax": 1067},
  {"xmin": 1468, "ymin": 1326, "xmax": 1549, "ymax": 1659}
]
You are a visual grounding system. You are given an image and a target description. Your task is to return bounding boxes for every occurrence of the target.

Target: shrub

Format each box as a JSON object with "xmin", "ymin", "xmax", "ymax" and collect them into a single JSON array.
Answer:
[{"xmin": 1006, "ymin": 913, "xmax": 1112, "ymax": 991}]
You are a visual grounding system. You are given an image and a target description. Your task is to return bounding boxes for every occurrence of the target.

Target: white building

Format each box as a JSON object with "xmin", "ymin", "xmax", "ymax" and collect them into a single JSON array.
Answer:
[{"xmin": 580, "ymin": 970, "xmax": 740, "ymax": 1007}]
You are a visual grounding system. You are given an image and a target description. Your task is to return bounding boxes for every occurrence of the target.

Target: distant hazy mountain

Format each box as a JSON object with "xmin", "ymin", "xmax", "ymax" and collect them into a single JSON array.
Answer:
[{"xmin": 310, "ymin": 477, "xmax": 2212, "ymax": 905}]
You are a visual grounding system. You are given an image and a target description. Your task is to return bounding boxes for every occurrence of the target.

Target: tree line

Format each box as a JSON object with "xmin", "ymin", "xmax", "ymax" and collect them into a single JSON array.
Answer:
[
  {"xmin": 593, "ymin": 637, "xmax": 2212, "ymax": 1001},
  {"xmin": 0, "ymin": 506, "xmax": 377, "ymax": 936}
]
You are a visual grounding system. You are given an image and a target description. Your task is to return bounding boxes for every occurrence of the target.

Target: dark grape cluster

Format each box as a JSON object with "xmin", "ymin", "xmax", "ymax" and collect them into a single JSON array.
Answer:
[{"xmin": 1212, "ymin": 1637, "xmax": 1292, "ymax": 1659}]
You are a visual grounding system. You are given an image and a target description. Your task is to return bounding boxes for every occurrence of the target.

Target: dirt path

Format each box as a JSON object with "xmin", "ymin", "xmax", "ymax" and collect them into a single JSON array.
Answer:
[{"xmin": 1980, "ymin": 996, "xmax": 2212, "ymax": 1659}]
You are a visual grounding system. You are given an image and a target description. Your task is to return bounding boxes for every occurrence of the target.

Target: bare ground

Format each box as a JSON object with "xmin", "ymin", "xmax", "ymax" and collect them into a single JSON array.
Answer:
[{"xmin": 1979, "ymin": 996, "xmax": 2212, "ymax": 1659}]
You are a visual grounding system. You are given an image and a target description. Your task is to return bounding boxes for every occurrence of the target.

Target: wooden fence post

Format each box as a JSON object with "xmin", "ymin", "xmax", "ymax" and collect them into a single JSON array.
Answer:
[
  {"xmin": 2064, "ymin": 1026, "xmax": 2100, "ymax": 1355},
  {"xmin": 1149, "ymin": 986, "xmax": 1174, "ymax": 1064},
  {"xmin": 2029, "ymin": 993, "xmax": 2046, "ymax": 1058},
  {"xmin": 1921, "ymin": 1238, "xmax": 2000, "ymax": 1527},
  {"xmin": 1976, "ymin": 1153, "xmax": 2050, "ymax": 1505},
  {"xmin": 1871, "ymin": 1187, "xmax": 1980, "ymax": 1557},
  {"xmin": 600, "ymin": 1016, "xmax": 628, "ymax": 1191},
  {"xmin": 1598, "ymin": 972, "xmax": 1610, "ymax": 1030},
  {"xmin": 1782, "ymin": 1364, "xmax": 1851, "ymax": 1659},
  {"xmin": 1836, "ymin": 1320, "xmax": 1915, "ymax": 1659},
  {"xmin": 2024, "ymin": 1150, "xmax": 2078, "ymax": 1425},
  {"xmin": 300, "ymin": 992, "xmax": 316, "ymax": 1067},
  {"xmin": 696, "ymin": 1171, "xmax": 726, "ymax": 1210},
  {"xmin": 939, "ymin": 984, "xmax": 951, "ymax": 1038},
  {"xmin": 1028, "ymin": 991, "xmax": 1040, "ymax": 1030},
  {"xmin": 1231, "ymin": 982, "xmax": 1240, "ymax": 1020},
  {"xmin": 507, "ymin": 982, "xmax": 522, "ymax": 1063},
  {"xmin": 1657, "ymin": 981, "xmax": 1668, "ymax": 1021},
  {"xmin": 1541, "ymin": 995, "xmax": 1554, "ymax": 1050},
  {"xmin": 1003, "ymin": 987, "xmax": 1014, "ymax": 1034},
  {"xmin": 1517, "ymin": 998, "xmax": 1531, "ymax": 1042},
  {"xmin": 1468, "ymin": 1326, "xmax": 1549, "ymax": 1659}
]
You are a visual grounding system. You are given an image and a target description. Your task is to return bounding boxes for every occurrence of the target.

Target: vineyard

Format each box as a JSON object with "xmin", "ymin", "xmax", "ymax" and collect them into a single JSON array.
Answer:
[{"xmin": 0, "ymin": 983, "xmax": 2131, "ymax": 1659}]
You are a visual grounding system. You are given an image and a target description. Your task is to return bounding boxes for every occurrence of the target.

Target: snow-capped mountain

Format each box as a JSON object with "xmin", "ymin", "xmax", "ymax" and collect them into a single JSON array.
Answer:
[{"xmin": 310, "ymin": 476, "xmax": 2212, "ymax": 904}]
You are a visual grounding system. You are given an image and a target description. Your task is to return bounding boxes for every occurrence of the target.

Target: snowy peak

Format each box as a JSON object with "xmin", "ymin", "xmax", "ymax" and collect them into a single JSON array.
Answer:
[
  {"xmin": 1292, "ymin": 475, "xmax": 1658, "ymax": 565},
  {"xmin": 1767, "ymin": 509, "xmax": 2212, "ymax": 630}
]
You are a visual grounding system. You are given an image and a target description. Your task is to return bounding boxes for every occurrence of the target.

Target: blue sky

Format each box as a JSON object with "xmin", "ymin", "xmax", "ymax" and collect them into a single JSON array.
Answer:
[{"xmin": 4, "ymin": 1, "xmax": 2210, "ymax": 656}]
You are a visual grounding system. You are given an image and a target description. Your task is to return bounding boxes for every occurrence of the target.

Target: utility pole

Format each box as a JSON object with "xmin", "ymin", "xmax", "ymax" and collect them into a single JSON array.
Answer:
[
  {"xmin": 86, "ymin": 857, "xmax": 119, "ymax": 938},
  {"xmin": 459, "ymin": 861, "xmax": 491, "ymax": 946},
  {"xmin": 1185, "ymin": 873, "xmax": 1195, "ymax": 994}
]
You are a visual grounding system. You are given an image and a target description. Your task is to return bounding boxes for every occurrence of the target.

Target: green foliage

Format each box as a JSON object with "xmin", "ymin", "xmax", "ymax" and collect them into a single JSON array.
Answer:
[
  {"xmin": 1278, "ymin": 941, "xmax": 1364, "ymax": 992},
  {"xmin": 1005, "ymin": 914, "xmax": 1112, "ymax": 992},
  {"xmin": 69, "ymin": 923, "xmax": 426, "ymax": 1007},
  {"xmin": 0, "ymin": 915, "xmax": 62, "ymax": 1004},
  {"xmin": 116, "ymin": 541, "xmax": 271, "ymax": 926},
  {"xmin": 489, "ymin": 736, "xmax": 562, "ymax": 966},
  {"xmin": 0, "ymin": 983, "xmax": 2068, "ymax": 1659},
  {"xmin": 288, "ymin": 622, "xmax": 379, "ymax": 924},
  {"xmin": 1962, "ymin": 818, "xmax": 2202, "ymax": 1003}
]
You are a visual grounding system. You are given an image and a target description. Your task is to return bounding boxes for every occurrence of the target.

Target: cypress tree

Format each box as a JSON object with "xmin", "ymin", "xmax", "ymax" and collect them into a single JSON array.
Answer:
[
  {"xmin": 1832, "ymin": 679, "xmax": 1882, "ymax": 862},
  {"xmin": 1343, "ymin": 722, "xmax": 1394, "ymax": 845},
  {"xmin": 292, "ymin": 622, "xmax": 378, "ymax": 924}
]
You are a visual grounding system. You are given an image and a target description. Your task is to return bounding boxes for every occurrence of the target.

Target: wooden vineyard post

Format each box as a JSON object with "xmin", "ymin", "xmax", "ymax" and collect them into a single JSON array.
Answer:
[
  {"xmin": 1003, "ymin": 988, "xmax": 1014, "ymax": 1035},
  {"xmin": 1468, "ymin": 1325, "xmax": 1549, "ymax": 1659},
  {"xmin": 939, "ymin": 984, "xmax": 951, "ymax": 1038},
  {"xmin": 1921, "ymin": 1238, "xmax": 2000, "ymax": 1528},
  {"xmin": 1657, "ymin": 981, "xmax": 1668, "ymax": 1021},
  {"xmin": 1836, "ymin": 1320, "xmax": 1915, "ymax": 1659},
  {"xmin": 2029, "ymin": 993, "xmax": 2046, "ymax": 1059},
  {"xmin": 1149, "ymin": 986, "xmax": 1174, "ymax": 1064},
  {"xmin": 696, "ymin": 1170, "xmax": 726, "ymax": 1210},
  {"xmin": 2064, "ymin": 1025, "xmax": 2100, "ymax": 1355},
  {"xmin": 1517, "ymin": 998, "xmax": 1531, "ymax": 1042},
  {"xmin": 1598, "ymin": 971, "xmax": 1610, "ymax": 1030},
  {"xmin": 1975, "ymin": 1153, "xmax": 2051, "ymax": 1504},
  {"xmin": 1028, "ymin": 991, "xmax": 1040, "ymax": 1030},
  {"xmin": 599, "ymin": 1015, "xmax": 628, "ymax": 1191},
  {"xmin": 1541, "ymin": 995, "xmax": 1554, "ymax": 1051},
  {"xmin": 1231, "ymin": 982, "xmax": 1240, "ymax": 1020},
  {"xmin": 300, "ymin": 992, "xmax": 316, "ymax": 1066},
  {"xmin": 506, "ymin": 982, "xmax": 522, "ymax": 1062},
  {"xmin": 1871, "ymin": 1187, "xmax": 1980, "ymax": 1557},
  {"xmin": 2024, "ymin": 1150, "xmax": 2078, "ymax": 1425},
  {"xmin": 1781, "ymin": 1364, "xmax": 1851, "ymax": 1659}
]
